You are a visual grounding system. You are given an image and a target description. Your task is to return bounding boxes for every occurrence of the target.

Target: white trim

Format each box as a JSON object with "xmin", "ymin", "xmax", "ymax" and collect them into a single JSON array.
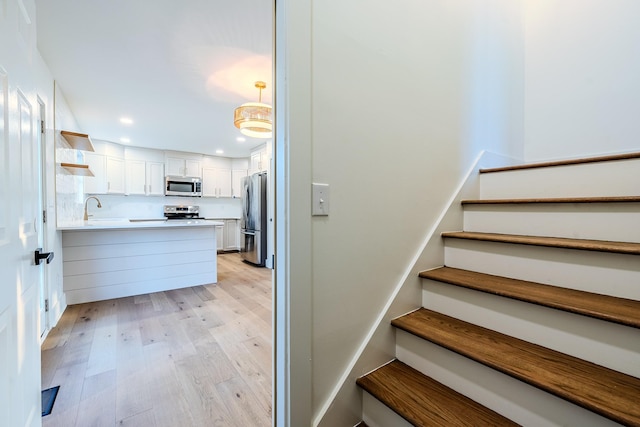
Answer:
[
  {"xmin": 313, "ymin": 151, "xmax": 514, "ymax": 426},
  {"xmin": 274, "ymin": 0, "xmax": 313, "ymax": 425}
]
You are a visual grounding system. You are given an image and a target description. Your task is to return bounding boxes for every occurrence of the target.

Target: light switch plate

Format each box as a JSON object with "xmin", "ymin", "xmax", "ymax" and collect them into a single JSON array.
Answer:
[{"xmin": 312, "ymin": 183, "xmax": 330, "ymax": 216}]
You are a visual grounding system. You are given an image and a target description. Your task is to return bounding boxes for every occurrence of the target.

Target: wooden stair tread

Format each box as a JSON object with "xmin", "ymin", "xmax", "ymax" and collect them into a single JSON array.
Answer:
[
  {"xmin": 392, "ymin": 308, "xmax": 640, "ymax": 426},
  {"xmin": 442, "ymin": 231, "xmax": 640, "ymax": 255},
  {"xmin": 419, "ymin": 267, "xmax": 640, "ymax": 329},
  {"xmin": 357, "ymin": 360, "xmax": 518, "ymax": 426},
  {"xmin": 461, "ymin": 196, "xmax": 640, "ymax": 205},
  {"xmin": 479, "ymin": 152, "xmax": 640, "ymax": 174}
]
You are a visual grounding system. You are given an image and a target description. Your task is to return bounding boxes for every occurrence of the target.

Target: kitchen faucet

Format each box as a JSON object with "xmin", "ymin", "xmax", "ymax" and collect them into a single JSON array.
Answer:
[{"xmin": 83, "ymin": 196, "xmax": 102, "ymax": 220}]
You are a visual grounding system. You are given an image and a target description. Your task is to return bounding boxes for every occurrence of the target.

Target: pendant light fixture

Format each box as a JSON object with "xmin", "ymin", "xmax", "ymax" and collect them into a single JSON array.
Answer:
[{"xmin": 234, "ymin": 81, "xmax": 272, "ymax": 138}]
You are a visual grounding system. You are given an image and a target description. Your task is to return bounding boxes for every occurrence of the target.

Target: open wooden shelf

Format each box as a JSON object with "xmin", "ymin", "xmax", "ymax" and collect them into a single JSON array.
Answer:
[
  {"xmin": 60, "ymin": 163, "xmax": 94, "ymax": 176},
  {"xmin": 60, "ymin": 130, "xmax": 95, "ymax": 152}
]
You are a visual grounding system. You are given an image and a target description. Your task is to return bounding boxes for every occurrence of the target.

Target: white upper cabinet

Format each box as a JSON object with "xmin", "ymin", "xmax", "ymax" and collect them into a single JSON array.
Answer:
[
  {"xmin": 146, "ymin": 162, "xmax": 165, "ymax": 196},
  {"xmin": 125, "ymin": 158, "xmax": 165, "ymax": 196},
  {"xmin": 202, "ymin": 156, "xmax": 233, "ymax": 198},
  {"xmin": 249, "ymin": 144, "xmax": 270, "ymax": 175},
  {"xmin": 250, "ymin": 150, "xmax": 265, "ymax": 174},
  {"xmin": 165, "ymin": 152, "xmax": 202, "ymax": 177},
  {"xmin": 202, "ymin": 167, "xmax": 232, "ymax": 197},
  {"xmin": 83, "ymin": 154, "xmax": 125, "ymax": 194},
  {"xmin": 125, "ymin": 147, "xmax": 165, "ymax": 196},
  {"xmin": 83, "ymin": 141, "xmax": 125, "ymax": 194},
  {"xmin": 125, "ymin": 159, "xmax": 146, "ymax": 195},
  {"xmin": 231, "ymin": 169, "xmax": 247, "ymax": 198},
  {"xmin": 83, "ymin": 152, "xmax": 107, "ymax": 194},
  {"xmin": 106, "ymin": 157, "xmax": 125, "ymax": 194}
]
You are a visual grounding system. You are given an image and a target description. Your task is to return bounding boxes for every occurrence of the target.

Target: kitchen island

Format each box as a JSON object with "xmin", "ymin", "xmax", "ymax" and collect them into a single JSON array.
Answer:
[{"xmin": 58, "ymin": 219, "xmax": 224, "ymax": 304}]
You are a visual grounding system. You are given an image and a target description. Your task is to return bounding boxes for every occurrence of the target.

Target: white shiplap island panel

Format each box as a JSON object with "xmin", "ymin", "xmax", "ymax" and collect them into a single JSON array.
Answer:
[{"xmin": 61, "ymin": 223, "xmax": 220, "ymax": 304}]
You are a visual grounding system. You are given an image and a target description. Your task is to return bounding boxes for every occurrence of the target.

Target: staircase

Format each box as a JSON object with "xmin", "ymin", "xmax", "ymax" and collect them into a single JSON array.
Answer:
[{"xmin": 357, "ymin": 153, "xmax": 640, "ymax": 426}]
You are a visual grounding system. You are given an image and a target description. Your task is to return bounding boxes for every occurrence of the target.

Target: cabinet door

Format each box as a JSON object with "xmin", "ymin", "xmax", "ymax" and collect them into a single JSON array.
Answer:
[
  {"xmin": 250, "ymin": 151, "xmax": 262, "ymax": 174},
  {"xmin": 125, "ymin": 159, "xmax": 146, "ymax": 195},
  {"xmin": 231, "ymin": 169, "xmax": 247, "ymax": 198},
  {"xmin": 185, "ymin": 159, "xmax": 201, "ymax": 177},
  {"xmin": 202, "ymin": 167, "xmax": 231, "ymax": 197},
  {"xmin": 215, "ymin": 224, "xmax": 225, "ymax": 251},
  {"xmin": 83, "ymin": 152, "xmax": 107, "ymax": 194},
  {"xmin": 146, "ymin": 162, "xmax": 165, "ymax": 196},
  {"xmin": 106, "ymin": 157, "xmax": 125, "ymax": 194},
  {"xmin": 224, "ymin": 219, "xmax": 240, "ymax": 250},
  {"xmin": 201, "ymin": 168, "xmax": 218, "ymax": 197},
  {"xmin": 216, "ymin": 168, "xmax": 232, "ymax": 197},
  {"xmin": 166, "ymin": 157, "xmax": 184, "ymax": 176}
]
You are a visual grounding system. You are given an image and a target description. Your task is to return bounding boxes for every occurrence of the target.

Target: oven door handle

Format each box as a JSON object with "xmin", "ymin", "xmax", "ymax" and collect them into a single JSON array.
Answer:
[{"xmin": 241, "ymin": 231, "xmax": 255, "ymax": 236}]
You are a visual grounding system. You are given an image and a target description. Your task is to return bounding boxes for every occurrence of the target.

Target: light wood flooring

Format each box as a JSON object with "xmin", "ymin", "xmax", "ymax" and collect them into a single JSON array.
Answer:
[{"xmin": 41, "ymin": 253, "xmax": 272, "ymax": 427}]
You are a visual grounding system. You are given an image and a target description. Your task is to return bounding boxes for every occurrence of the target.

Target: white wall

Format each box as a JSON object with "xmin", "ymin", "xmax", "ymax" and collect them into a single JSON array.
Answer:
[
  {"xmin": 86, "ymin": 194, "xmax": 241, "ymax": 220},
  {"xmin": 282, "ymin": 0, "xmax": 524, "ymax": 424},
  {"xmin": 524, "ymin": 0, "xmax": 640, "ymax": 161}
]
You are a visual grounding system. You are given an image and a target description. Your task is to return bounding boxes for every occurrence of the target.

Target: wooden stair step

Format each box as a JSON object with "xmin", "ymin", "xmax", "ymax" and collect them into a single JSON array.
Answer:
[
  {"xmin": 479, "ymin": 151, "xmax": 640, "ymax": 174},
  {"xmin": 461, "ymin": 196, "xmax": 640, "ymax": 205},
  {"xmin": 442, "ymin": 231, "xmax": 640, "ymax": 255},
  {"xmin": 392, "ymin": 308, "xmax": 640, "ymax": 426},
  {"xmin": 356, "ymin": 360, "xmax": 518, "ymax": 427},
  {"xmin": 419, "ymin": 267, "xmax": 640, "ymax": 329}
]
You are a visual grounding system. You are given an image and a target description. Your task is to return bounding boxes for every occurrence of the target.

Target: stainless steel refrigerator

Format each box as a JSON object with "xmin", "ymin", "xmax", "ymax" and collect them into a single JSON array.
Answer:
[{"xmin": 240, "ymin": 172, "xmax": 267, "ymax": 266}]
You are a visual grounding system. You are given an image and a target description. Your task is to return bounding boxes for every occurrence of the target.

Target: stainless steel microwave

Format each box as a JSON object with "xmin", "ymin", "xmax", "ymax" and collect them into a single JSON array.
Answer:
[{"xmin": 165, "ymin": 176, "xmax": 202, "ymax": 197}]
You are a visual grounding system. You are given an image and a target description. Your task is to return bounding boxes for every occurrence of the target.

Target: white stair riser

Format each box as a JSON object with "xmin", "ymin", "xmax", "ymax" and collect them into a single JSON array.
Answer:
[
  {"xmin": 422, "ymin": 282, "xmax": 640, "ymax": 377},
  {"xmin": 479, "ymin": 159, "xmax": 640, "ymax": 199},
  {"xmin": 361, "ymin": 391, "xmax": 412, "ymax": 427},
  {"xmin": 396, "ymin": 330, "xmax": 620, "ymax": 427},
  {"xmin": 463, "ymin": 204, "xmax": 640, "ymax": 243},
  {"xmin": 444, "ymin": 240, "xmax": 640, "ymax": 300}
]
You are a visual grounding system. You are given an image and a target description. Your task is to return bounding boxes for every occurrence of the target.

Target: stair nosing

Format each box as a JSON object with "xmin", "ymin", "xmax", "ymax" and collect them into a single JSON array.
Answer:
[
  {"xmin": 479, "ymin": 152, "xmax": 640, "ymax": 174},
  {"xmin": 441, "ymin": 231, "xmax": 640, "ymax": 255},
  {"xmin": 357, "ymin": 359, "xmax": 519, "ymax": 426},
  {"xmin": 392, "ymin": 308, "xmax": 640, "ymax": 426},
  {"xmin": 461, "ymin": 196, "xmax": 640, "ymax": 205},
  {"xmin": 419, "ymin": 266, "xmax": 640, "ymax": 329}
]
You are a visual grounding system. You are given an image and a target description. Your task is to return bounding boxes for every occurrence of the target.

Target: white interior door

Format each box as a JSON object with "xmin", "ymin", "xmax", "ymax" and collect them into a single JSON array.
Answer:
[
  {"xmin": 16, "ymin": 85, "xmax": 42, "ymax": 427},
  {"xmin": 0, "ymin": 0, "xmax": 45, "ymax": 424}
]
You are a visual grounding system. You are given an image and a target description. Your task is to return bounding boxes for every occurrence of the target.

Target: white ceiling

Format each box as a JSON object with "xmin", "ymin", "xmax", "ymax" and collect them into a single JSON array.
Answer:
[{"xmin": 36, "ymin": 0, "xmax": 273, "ymax": 158}]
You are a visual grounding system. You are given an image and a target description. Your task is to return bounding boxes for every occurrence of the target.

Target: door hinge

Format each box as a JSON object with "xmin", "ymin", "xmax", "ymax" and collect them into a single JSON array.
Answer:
[
  {"xmin": 42, "ymin": 209, "xmax": 47, "ymax": 223},
  {"xmin": 45, "ymin": 299, "xmax": 49, "ymax": 312},
  {"xmin": 41, "ymin": 120, "xmax": 45, "ymax": 134}
]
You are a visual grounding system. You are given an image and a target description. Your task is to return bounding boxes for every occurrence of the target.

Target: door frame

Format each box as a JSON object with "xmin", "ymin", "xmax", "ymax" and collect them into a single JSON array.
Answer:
[
  {"xmin": 37, "ymin": 95, "xmax": 49, "ymax": 338},
  {"xmin": 273, "ymin": 0, "xmax": 313, "ymax": 425}
]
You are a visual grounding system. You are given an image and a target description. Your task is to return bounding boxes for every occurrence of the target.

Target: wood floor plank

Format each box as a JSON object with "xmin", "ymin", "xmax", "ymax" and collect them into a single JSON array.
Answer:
[
  {"xmin": 420, "ymin": 267, "xmax": 640, "ymax": 328},
  {"xmin": 442, "ymin": 231, "xmax": 640, "ymax": 255},
  {"xmin": 75, "ymin": 370, "xmax": 117, "ymax": 427},
  {"xmin": 357, "ymin": 360, "xmax": 518, "ymax": 426},
  {"xmin": 41, "ymin": 253, "xmax": 272, "ymax": 427},
  {"xmin": 118, "ymin": 408, "xmax": 157, "ymax": 427},
  {"xmin": 216, "ymin": 375, "xmax": 271, "ymax": 426},
  {"xmin": 392, "ymin": 308, "xmax": 640, "ymax": 426},
  {"xmin": 115, "ymin": 369, "xmax": 154, "ymax": 423}
]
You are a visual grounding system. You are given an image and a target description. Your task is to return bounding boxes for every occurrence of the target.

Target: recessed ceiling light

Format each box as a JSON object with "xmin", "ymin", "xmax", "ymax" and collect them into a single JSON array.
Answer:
[
  {"xmin": 236, "ymin": 137, "xmax": 246, "ymax": 142},
  {"xmin": 120, "ymin": 137, "xmax": 131, "ymax": 143},
  {"xmin": 120, "ymin": 117, "xmax": 133, "ymax": 125},
  {"xmin": 215, "ymin": 149, "xmax": 224, "ymax": 155}
]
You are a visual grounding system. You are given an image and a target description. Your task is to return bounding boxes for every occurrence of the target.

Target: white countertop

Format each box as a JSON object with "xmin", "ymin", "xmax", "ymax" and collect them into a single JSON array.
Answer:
[{"xmin": 57, "ymin": 218, "xmax": 224, "ymax": 231}]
